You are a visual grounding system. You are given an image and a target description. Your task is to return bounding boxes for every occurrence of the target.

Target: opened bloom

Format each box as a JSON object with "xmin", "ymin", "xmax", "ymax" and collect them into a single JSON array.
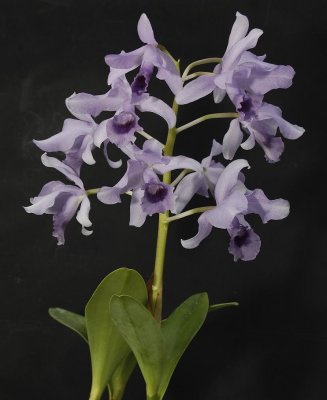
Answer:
[
  {"xmin": 66, "ymin": 77, "xmax": 176, "ymax": 149},
  {"xmin": 97, "ymin": 139, "xmax": 175, "ymax": 226},
  {"xmin": 33, "ymin": 118, "xmax": 97, "ymax": 175},
  {"xmin": 24, "ymin": 154, "xmax": 92, "ymax": 245},
  {"xmin": 181, "ymin": 159, "xmax": 290, "ymax": 261},
  {"xmin": 105, "ymin": 14, "xmax": 182, "ymax": 95}
]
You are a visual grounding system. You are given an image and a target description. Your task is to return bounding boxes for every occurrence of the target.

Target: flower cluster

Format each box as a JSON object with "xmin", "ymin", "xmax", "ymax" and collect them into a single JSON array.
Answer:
[{"xmin": 25, "ymin": 12, "xmax": 304, "ymax": 261}]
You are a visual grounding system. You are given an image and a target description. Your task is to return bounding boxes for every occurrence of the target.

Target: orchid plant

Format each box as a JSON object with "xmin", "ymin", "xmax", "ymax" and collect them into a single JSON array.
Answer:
[{"xmin": 24, "ymin": 12, "xmax": 304, "ymax": 400}]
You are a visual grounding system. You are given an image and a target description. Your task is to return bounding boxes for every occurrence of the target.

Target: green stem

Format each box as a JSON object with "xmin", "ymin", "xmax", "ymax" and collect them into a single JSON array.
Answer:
[
  {"xmin": 176, "ymin": 112, "xmax": 239, "ymax": 134},
  {"xmin": 182, "ymin": 57, "xmax": 222, "ymax": 78},
  {"xmin": 183, "ymin": 71, "xmax": 215, "ymax": 81},
  {"xmin": 151, "ymin": 100, "xmax": 179, "ymax": 322},
  {"xmin": 166, "ymin": 206, "xmax": 215, "ymax": 223},
  {"xmin": 86, "ymin": 188, "xmax": 100, "ymax": 196}
]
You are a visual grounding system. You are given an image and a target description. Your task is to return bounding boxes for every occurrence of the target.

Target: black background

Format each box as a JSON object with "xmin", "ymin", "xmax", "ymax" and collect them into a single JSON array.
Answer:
[{"xmin": 1, "ymin": 0, "xmax": 326, "ymax": 399}]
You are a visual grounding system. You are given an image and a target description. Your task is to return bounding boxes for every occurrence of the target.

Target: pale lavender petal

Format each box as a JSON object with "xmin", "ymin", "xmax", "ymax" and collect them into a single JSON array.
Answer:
[
  {"xmin": 205, "ymin": 165, "xmax": 224, "ymax": 192},
  {"xmin": 66, "ymin": 90, "xmax": 127, "ymax": 119},
  {"xmin": 41, "ymin": 153, "xmax": 84, "ymax": 189},
  {"xmin": 53, "ymin": 194, "xmax": 82, "ymax": 245},
  {"xmin": 222, "ymin": 119, "xmax": 244, "ymax": 160},
  {"xmin": 24, "ymin": 191, "xmax": 61, "ymax": 215},
  {"xmin": 214, "ymin": 159, "xmax": 249, "ymax": 203},
  {"xmin": 226, "ymin": 12, "xmax": 249, "ymax": 51},
  {"xmin": 133, "ymin": 139, "xmax": 167, "ymax": 166},
  {"xmin": 94, "ymin": 119, "xmax": 109, "ymax": 147},
  {"xmin": 201, "ymin": 139, "xmax": 222, "ymax": 168},
  {"xmin": 76, "ymin": 196, "xmax": 93, "ymax": 237},
  {"xmin": 241, "ymin": 132, "xmax": 256, "ymax": 150},
  {"xmin": 155, "ymin": 51, "xmax": 183, "ymax": 95},
  {"xmin": 175, "ymin": 75, "xmax": 216, "ymax": 105},
  {"xmin": 33, "ymin": 119, "xmax": 93, "ymax": 153},
  {"xmin": 157, "ymin": 155, "xmax": 201, "ymax": 174},
  {"xmin": 107, "ymin": 67, "xmax": 131, "ymax": 86},
  {"xmin": 181, "ymin": 213, "xmax": 213, "ymax": 249},
  {"xmin": 105, "ymin": 47, "xmax": 144, "ymax": 69},
  {"xmin": 246, "ymin": 64, "xmax": 295, "ymax": 94},
  {"xmin": 97, "ymin": 160, "xmax": 145, "ymax": 204},
  {"xmin": 259, "ymin": 104, "xmax": 305, "ymax": 140},
  {"xmin": 174, "ymin": 172, "xmax": 204, "ymax": 213},
  {"xmin": 137, "ymin": 96, "xmax": 176, "ymax": 128},
  {"xmin": 137, "ymin": 14, "xmax": 157, "ymax": 45},
  {"xmin": 103, "ymin": 140, "xmax": 123, "ymax": 169},
  {"xmin": 222, "ymin": 28, "xmax": 263, "ymax": 73},
  {"xmin": 205, "ymin": 189, "xmax": 248, "ymax": 229},
  {"xmin": 213, "ymin": 87, "xmax": 226, "ymax": 103},
  {"xmin": 36, "ymin": 181, "xmax": 66, "ymax": 197},
  {"xmin": 246, "ymin": 189, "xmax": 290, "ymax": 223},
  {"xmin": 81, "ymin": 135, "xmax": 96, "ymax": 165},
  {"xmin": 65, "ymin": 93, "xmax": 100, "ymax": 121},
  {"xmin": 129, "ymin": 189, "xmax": 147, "ymax": 227},
  {"xmin": 248, "ymin": 120, "xmax": 284, "ymax": 163}
]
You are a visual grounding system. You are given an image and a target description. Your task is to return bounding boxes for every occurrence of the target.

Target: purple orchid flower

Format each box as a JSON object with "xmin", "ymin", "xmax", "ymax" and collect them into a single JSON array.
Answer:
[
  {"xmin": 105, "ymin": 14, "xmax": 182, "ymax": 95},
  {"xmin": 130, "ymin": 169, "xmax": 176, "ymax": 227},
  {"xmin": 97, "ymin": 139, "xmax": 175, "ymax": 226},
  {"xmin": 181, "ymin": 159, "xmax": 290, "ymax": 261},
  {"xmin": 176, "ymin": 12, "xmax": 294, "ymax": 105},
  {"xmin": 222, "ymin": 97, "xmax": 305, "ymax": 162},
  {"xmin": 33, "ymin": 118, "xmax": 97, "ymax": 175},
  {"xmin": 158, "ymin": 140, "xmax": 224, "ymax": 213},
  {"xmin": 66, "ymin": 77, "xmax": 176, "ymax": 149},
  {"xmin": 228, "ymin": 215, "xmax": 261, "ymax": 261},
  {"xmin": 24, "ymin": 154, "xmax": 92, "ymax": 245}
]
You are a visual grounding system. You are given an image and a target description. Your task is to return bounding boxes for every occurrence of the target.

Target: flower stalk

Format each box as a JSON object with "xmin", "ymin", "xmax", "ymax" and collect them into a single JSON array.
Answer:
[
  {"xmin": 182, "ymin": 57, "xmax": 222, "ymax": 79},
  {"xmin": 151, "ymin": 100, "xmax": 179, "ymax": 321},
  {"xmin": 176, "ymin": 112, "xmax": 239, "ymax": 134}
]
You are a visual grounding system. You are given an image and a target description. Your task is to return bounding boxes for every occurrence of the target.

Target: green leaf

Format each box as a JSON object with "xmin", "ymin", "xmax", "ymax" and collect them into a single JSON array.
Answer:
[
  {"xmin": 85, "ymin": 268, "xmax": 147, "ymax": 400},
  {"xmin": 110, "ymin": 293, "xmax": 209, "ymax": 400},
  {"xmin": 209, "ymin": 301, "xmax": 239, "ymax": 312},
  {"xmin": 110, "ymin": 295, "xmax": 165, "ymax": 397},
  {"xmin": 159, "ymin": 293, "xmax": 209, "ymax": 396},
  {"xmin": 48, "ymin": 308, "xmax": 87, "ymax": 342},
  {"xmin": 109, "ymin": 353, "xmax": 137, "ymax": 400}
]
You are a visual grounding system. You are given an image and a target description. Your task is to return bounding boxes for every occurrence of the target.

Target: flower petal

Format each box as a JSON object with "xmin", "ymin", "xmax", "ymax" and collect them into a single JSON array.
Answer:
[
  {"xmin": 246, "ymin": 189, "xmax": 290, "ymax": 223},
  {"xmin": 105, "ymin": 47, "xmax": 144, "ymax": 69},
  {"xmin": 53, "ymin": 194, "xmax": 82, "ymax": 245},
  {"xmin": 228, "ymin": 217, "xmax": 261, "ymax": 261},
  {"xmin": 97, "ymin": 160, "xmax": 145, "ymax": 204},
  {"xmin": 103, "ymin": 140, "xmax": 123, "ymax": 169},
  {"xmin": 174, "ymin": 172, "xmax": 204, "ymax": 213},
  {"xmin": 175, "ymin": 75, "xmax": 216, "ymax": 105},
  {"xmin": 94, "ymin": 119, "xmax": 109, "ymax": 148},
  {"xmin": 137, "ymin": 14, "xmax": 157, "ymax": 45},
  {"xmin": 129, "ymin": 189, "xmax": 147, "ymax": 227},
  {"xmin": 206, "ymin": 189, "xmax": 248, "ymax": 229},
  {"xmin": 222, "ymin": 28, "xmax": 263, "ymax": 73},
  {"xmin": 76, "ymin": 196, "xmax": 92, "ymax": 228},
  {"xmin": 181, "ymin": 213, "xmax": 213, "ymax": 249},
  {"xmin": 226, "ymin": 12, "xmax": 249, "ymax": 51},
  {"xmin": 215, "ymin": 159, "xmax": 249, "ymax": 203},
  {"xmin": 41, "ymin": 153, "xmax": 84, "ymax": 189},
  {"xmin": 137, "ymin": 96, "xmax": 176, "ymax": 128},
  {"xmin": 222, "ymin": 119, "xmax": 244, "ymax": 160},
  {"xmin": 33, "ymin": 119, "xmax": 93, "ymax": 153}
]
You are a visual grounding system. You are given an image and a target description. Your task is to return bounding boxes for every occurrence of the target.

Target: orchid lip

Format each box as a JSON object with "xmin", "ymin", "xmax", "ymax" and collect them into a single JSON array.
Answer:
[
  {"xmin": 131, "ymin": 74, "xmax": 148, "ymax": 94},
  {"xmin": 234, "ymin": 226, "xmax": 250, "ymax": 247},
  {"xmin": 144, "ymin": 182, "xmax": 168, "ymax": 203},
  {"xmin": 112, "ymin": 112, "xmax": 136, "ymax": 134}
]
